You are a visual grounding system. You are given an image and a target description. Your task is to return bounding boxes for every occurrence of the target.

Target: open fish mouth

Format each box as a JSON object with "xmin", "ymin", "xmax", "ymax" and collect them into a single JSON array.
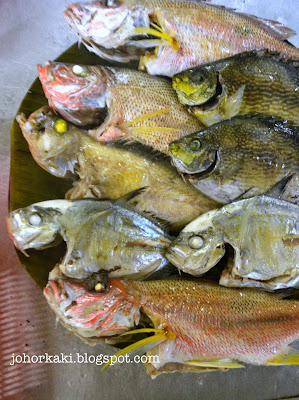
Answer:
[
  {"xmin": 81, "ymin": 37, "xmax": 145, "ymax": 63},
  {"xmin": 190, "ymin": 74, "xmax": 224, "ymax": 113},
  {"xmin": 172, "ymin": 151, "xmax": 218, "ymax": 182}
]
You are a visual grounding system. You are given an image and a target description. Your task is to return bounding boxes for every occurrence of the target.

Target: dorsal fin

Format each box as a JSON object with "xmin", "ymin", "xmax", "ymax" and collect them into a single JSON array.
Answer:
[
  {"xmin": 209, "ymin": 4, "xmax": 296, "ymax": 40},
  {"xmin": 114, "ymin": 187, "xmax": 148, "ymax": 205},
  {"xmin": 107, "ymin": 139, "xmax": 172, "ymax": 163}
]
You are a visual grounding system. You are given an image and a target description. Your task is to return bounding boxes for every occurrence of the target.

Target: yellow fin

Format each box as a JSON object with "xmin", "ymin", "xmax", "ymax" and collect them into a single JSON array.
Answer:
[
  {"xmin": 119, "ymin": 107, "xmax": 173, "ymax": 129},
  {"xmin": 266, "ymin": 348, "xmax": 299, "ymax": 365},
  {"xmin": 101, "ymin": 329, "xmax": 176, "ymax": 371},
  {"xmin": 120, "ymin": 328, "xmax": 165, "ymax": 336},
  {"xmin": 187, "ymin": 359, "xmax": 244, "ymax": 369},
  {"xmin": 134, "ymin": 27, "xmax": 180, "ymax": 51},
  {"xmin": 125, "ymin": 126, "xmax": 181, "ymax": 133}
]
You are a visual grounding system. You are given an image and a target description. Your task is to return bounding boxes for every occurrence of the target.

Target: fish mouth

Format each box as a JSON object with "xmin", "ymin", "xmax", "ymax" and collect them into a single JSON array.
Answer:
[
  {"xmin": 173, "ymin": 150, "xmax": 218, "ymax": 182},
  {"xmin": 191, "ymin": 74, "xmax": 224, "ymax": 113},
  {"xmin": 82, "ymin": 38, "xmax": 142, "ymax": 63}
]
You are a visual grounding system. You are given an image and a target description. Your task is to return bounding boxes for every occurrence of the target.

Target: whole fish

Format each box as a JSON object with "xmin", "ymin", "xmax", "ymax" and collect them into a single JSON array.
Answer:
[
  {"xmin": 168, "ymin": 116, "xmax": 299, "ymax": 203},
  {"xmin": 38, "ymin": 62, "xmax": 202, "ymax": 153},
  {"xmin": 166, "ymin": 196, "xmax": 299, "ymax": 291},
  {"xmin": 44, "ymin": 269, "xmax": 299, "ymax": 377},
  {"xmin": 172, "ymin": 51, "xmax": 299, "ymax": 126},
  {"xmin": 64, "ymin": 0, "xmax": 299, "ymax": 77},
  {"xmin": 17, "ymin": 107, "xmax": 219, "ymax": 232},
  {"xmin": 6, "ymin": 195, "xmax": 173, "ymax": 280}
]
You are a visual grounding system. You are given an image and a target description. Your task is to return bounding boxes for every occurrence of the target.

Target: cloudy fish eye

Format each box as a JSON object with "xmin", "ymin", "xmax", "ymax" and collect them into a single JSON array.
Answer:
[
  {"xmin": 72, "ymin": 65, "xmax": 88, "ymax": 77},
  {"xmin": 189, "ymin": 138, "xmax": 201, "ymax": 151},
  {"xmin": 188, "ymin": 235, "xmax": 204, "ymax": 249},
  {"xmin": 104, "ymin": 0, "xmax": 119, "ymax": 7},
  {"xmin": 28, "ymin": 213, "xmax": 42, "ymax": 226}
]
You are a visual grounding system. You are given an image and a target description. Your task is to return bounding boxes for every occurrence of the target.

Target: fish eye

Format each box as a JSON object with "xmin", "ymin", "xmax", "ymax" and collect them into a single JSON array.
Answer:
[
  {"xmin": 189, "ymin": 138, "xmax": 201, "ymax": 151},
  {"xmin": 28, "ymin": 213, "xmax": 42, "ymax": 226},
  {"xmin": 54, "ymin": 119, "xmax": 68, "ymax": 134},
  {"xmin": 188, "ymin": 235, "xmax": 204, "ymax": 249},
  {"xmin": 72, "ymin": 65, "xmax": 88, "ymax": 77},
  {"xmin": 104, "ymin": 0, "xmax": 119, "ymax": 7}
]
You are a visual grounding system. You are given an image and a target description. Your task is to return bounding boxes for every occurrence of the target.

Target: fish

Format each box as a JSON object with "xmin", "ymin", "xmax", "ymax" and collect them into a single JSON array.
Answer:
[
  {"xmin": 64, "ymin": 0, "xmax": 299, "ymax": 77},
  {"xmin": 166, "ymin": 195, "xmax": 299, "ymax": 291},
  {"xmin": 6, "ymin": 193, "xmax": 174, "ymax": 280},
  {"xmin": 17, "ymin": 106, "xmax": 219, "ymax": 233},
  {"xmin": 168, "ymin": 116, "xmax": 299, "ymax": 204},
  {"xmin": 44, "ymin": 268, "xmax": 299, "ymax": 377},
  {"xmin": 172, "ymin": 51, "xmax": 299, "ymax": 126},
  {"xmin": 37, "ymin": 62, "xmax": 202, "ymax": 153}
]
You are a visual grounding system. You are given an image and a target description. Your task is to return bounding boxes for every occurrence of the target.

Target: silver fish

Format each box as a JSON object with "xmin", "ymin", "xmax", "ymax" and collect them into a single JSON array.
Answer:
[
  {"xmin": 7, "ymin": 194, "xmax": 173, "ymax": 280},
  {"xmin": 166, "ymin": 196, "xmax": 299, "ymax": 291}
]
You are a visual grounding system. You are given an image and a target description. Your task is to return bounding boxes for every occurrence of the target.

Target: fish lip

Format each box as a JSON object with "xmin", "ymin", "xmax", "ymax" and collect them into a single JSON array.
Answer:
[
  {"xmin": 190, "ymin": 74, "xmax": 224, "ymax": 113},
  {"xmin": 180, "ymin": 151, "xmax": 218, "ymax": 181},
  {"xmin": 166, "ymin": 246, "xmax": 185, "ymax": 268}
]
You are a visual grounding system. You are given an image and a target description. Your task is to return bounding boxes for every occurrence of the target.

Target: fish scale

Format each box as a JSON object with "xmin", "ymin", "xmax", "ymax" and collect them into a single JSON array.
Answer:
[
  {"xmin": 38, "ymin": 63, "xmax": 202, "ymax": 154},
  {"xmin": 168, "ymin": 116, "xmax": 299, "ymax": 204},
  {"xmin": 17, "ymin": 106, "xmax": 218, "ymax": 232},
  {"xmin": 65, "ymin": 0, "xmax": 299, "ymax": 77},
  {"xmin": 173, "ymin": 51, "xmax": 299, "ymax": 125},
  {"xmin": 44, "ymin": 276, "xmax": 299, "ymax": 376}
]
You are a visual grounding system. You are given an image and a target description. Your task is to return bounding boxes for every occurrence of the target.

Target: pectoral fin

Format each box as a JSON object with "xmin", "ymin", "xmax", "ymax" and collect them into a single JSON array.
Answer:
[{"xmin": 223, "ymin": 85, "xmax": 245, "ymax": 119}]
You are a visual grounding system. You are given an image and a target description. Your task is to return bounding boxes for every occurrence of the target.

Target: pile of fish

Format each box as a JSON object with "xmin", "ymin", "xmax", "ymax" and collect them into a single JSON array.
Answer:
[{"xmin": 7, "ymin": 0, "xmax": 299, "ymax": 377}]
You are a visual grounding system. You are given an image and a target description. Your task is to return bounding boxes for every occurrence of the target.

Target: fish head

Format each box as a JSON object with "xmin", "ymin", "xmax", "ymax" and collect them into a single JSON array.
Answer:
[
  {"xmin": 16, "ymin": 106, "xmax": 79, "ymax": 178},
  {"xmin": 44, "ymin": 273, "xmax": 140, "ymax": 337},
  {"xmin": 166, "ymin": 210, "xmax": 225, "ymax": 275},
  {"xmin": 168, "ymin": 131, "xmax": 218, "ymax": 176},
  {"xmin": 6, "ymin": 201, "xmax": 67, "ymax": 254},
  {"xmin": 37, "ymin": 62, "xmax": 110, "ymax": 126},
  {"xmin": 64, "ymin": 0, "xmax": 150, "ymax": 62},
  {"xmin": 172, "ymin": 67, "xmax": 218, "ymax": 107}
]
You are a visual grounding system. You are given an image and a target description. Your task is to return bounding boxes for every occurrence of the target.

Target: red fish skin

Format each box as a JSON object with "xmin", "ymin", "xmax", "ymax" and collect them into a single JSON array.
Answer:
[
  {"xmin": 37, "ymin": 62, "xmax": 202, "ymax": 153},
  {"xmin": 44, "ymin": 277, "xmax": 299, "ymax": 368}
]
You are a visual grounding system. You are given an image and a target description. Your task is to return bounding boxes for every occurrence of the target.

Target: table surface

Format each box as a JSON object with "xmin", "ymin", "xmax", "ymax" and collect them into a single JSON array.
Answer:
[{"xmin": 1, "ymin": 1, "xmax": 299, "ymax": 399}]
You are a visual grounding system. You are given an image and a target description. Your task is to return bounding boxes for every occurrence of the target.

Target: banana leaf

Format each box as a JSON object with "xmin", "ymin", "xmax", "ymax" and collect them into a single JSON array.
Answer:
[{"xmin": 9, "ymin": 43, "xmax": 138, "ymax": 289}]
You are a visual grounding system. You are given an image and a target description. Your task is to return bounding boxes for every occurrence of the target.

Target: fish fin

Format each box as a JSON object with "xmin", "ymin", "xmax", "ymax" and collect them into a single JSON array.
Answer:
[
  {"xmin": 128, "ymin": 39, "xmax": 169, "ymax": 49},
  {"xmin": 266, "ymin": 348, "xmax": 299, "ymax": 365},
  {"xmin": 107, "ymin": 139, "xmax": 171, "ymax": 162},
  {"xmin": 134, "ymin": 26, "xmax": 180, "ymax": 51},
  {"xmin": 101, "ymin": 329, "xmax": 175, "ymax": 371},
  {"xmin": 120, "ymin": 328, "xmax": 166, "ymax": 336},
  {"xmin": 265, "ymin": 174, "xmax": 295, "ymax": 199},
  {"xmin": 231, "ymin": 187, "xmax": 254, "ymax": 202},
  {"xmin": 115, "ymin": 187, "xmax": 149, "ymax": 205},
  {"xmin": 223, "ymin": 85, "xmax": 245, "ymax": 119},
  {"xmin": 186, "ymin": 359, "xmax": 244, "ymax": 369},
  {"xmin": 251, "ymin": 17, "xmax": 296, "ymax": 40},
  {"xmin": 192, "ymin": 108, "xmax": 222, "ymax": 127},
  {"xmin": 210, "ymin": 6, "xmax": 296, "ymax": 40},
  {"xmin": 119, "ymin": 107, "xmax": 173, "ymax": 129},
  {"xmin": 125, "ymin": 126, "xmax": 181, "ymax": 133}
]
